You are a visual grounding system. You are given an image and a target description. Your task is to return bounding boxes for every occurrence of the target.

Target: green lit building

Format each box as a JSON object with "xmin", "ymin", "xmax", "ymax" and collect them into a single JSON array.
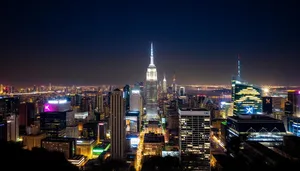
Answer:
[
  {"xmin": 92, "ymin": 142, "xmax": 110, "ymax": 158},
  {"xmin": 232, "ymin": 78, "xmax": 262, "ymax": 115}
]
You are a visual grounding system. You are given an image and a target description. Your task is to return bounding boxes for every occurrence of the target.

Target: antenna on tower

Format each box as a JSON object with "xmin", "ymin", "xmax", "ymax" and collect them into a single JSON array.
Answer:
[{"xmin": 237, "ymin": 54, "xmax": 241, "ymax": 79}]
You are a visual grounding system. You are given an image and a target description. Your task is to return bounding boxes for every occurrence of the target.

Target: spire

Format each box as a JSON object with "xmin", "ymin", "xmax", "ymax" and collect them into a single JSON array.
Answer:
[
  {"xmin": 150, "ymin": 42, "xmax": 154, "ymax": 66},
  {"xmin": 163, "ymin": 73, "xmax": 166, "ymax": 81},
  {"xmin": 237, "ymin": 54, "xmax": 241, "ymax": 79}
]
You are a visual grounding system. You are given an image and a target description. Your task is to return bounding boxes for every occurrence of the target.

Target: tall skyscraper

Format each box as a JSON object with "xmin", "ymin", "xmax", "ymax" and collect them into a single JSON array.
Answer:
[
  {"xmin": 172, "ymin": 73, "xmax": 177, "ymax": 94},
  {"xmin": 231, "ymin": 56, "xmax": 262, "ymax": 115},
  {"xmin": 179, "ymin": 108, "xmax": 210, "ymax": 171},
  {"xmin": 145, "ymin": 42, "xmax": 158, "ymax": 120},
  {"xmin": 95, "ymin": 94, "xmax": 104, "ymax": 113},
  {"xmin": 110, "ymin": 89, "xmax": 125, "ymax": 159},
  {"xmin": 123, "ymin": 85, "xmax": 130, "ymax": 111},
  {"xmin": 162, "ymin": 74, "xmax": 167, "ymax": 93}
]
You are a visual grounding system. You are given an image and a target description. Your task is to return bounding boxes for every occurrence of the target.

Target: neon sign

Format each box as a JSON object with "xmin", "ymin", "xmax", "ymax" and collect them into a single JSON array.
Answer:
[
  {"xmin": 246, "ymin": 106, "xmax": 254, "ymax": 114},
  {"xmin": 44, "ymin": 105, "xmax": 50, "ymax": 111},
  {"xmin": 48, "ymin": 99, "xmax": 67, "ymax": 104}
]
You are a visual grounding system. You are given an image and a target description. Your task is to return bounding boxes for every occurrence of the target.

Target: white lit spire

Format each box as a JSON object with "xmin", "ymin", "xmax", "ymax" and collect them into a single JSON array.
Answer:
[
  {"xmin": 150, "ymin": 42, "xmax": 155, "ymax": 66},
  {"xmin": 163, "ymin": 74, "xmax": 166, "ymax": 82}
]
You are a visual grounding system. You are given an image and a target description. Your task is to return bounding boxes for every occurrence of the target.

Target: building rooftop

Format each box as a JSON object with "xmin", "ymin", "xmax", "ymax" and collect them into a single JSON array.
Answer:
[
  {"xmin": 229, "ymin": 114, "xmax": 281, "ymax": 122},
  {"xmin": 42, "ymin": 137, "xmax": 76, "ymax": 142},
  {"xmin": 227, "ymin": 115, "xmax": 286, "ymax": 132},
  {"xmin": 179, "ymin": 108, "xmax": 208, "ymax": 111}
]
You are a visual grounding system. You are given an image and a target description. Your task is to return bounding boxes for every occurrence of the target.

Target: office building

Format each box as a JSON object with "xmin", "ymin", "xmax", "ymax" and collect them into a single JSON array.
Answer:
[
  {"xmin": 6, "ymin": 114, "xmax": 19, "ymax": 141},
  {"xmin": 76, "ymin": 139, "xmax": 96, "ymax": 159},
  {"xmin": 95, "ymin": 94, "xmax": 104, "ymax": 113},
  {"xmin": 143, "ymin": 133, "xmax": 165, "ymax": 156},
  {"xmin": 223, "ymin": 115, "xmax": 286, "ymax": 148},
  {"xmin": 262, "ymin": 97, "xmax": 273, "ymax": 114},
  {"xmin": 123, "ymin": 85, "xmax": 130, "ymax": 111},
  {"xmin": 231, "ymin": 78, "xmax": 262, "ymax": 115},
  {"xmin": 145, "ymin": 42, "xmax": 158, "ymax": 120},
  {"xmin": 285, "ymin": 90, "xmax": 300, "ymax": 116},
  {"xmin": 179, "ymin": 108, "xmax": 210, "ymax": 171},
  {"xmin": 23, "ymin": 133, "xmax": 47, "ymax": 150},
  {"xmin": 287, "ymin": 116, "xmax": 300, "ymax": 136},
  {"xmin": 19, "ymin": 102, "xmax": 35, "ymax": 127},
  {"xmin": 130, "ymin": 88, "xmax": 143, "ymax": 113},
  {"xmin": 110, "ymin": 89, "xmax": 126, "ymax": 159},
  {"xmin": 41, "ymin": 137, "xmax": 76, "ymax": 159},
  {"xmin": 125, "ymin": 111, "xmax": 140, "ymax": 134}
]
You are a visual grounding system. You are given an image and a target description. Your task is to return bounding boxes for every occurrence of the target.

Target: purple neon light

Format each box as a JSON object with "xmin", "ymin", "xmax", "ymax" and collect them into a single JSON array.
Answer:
[{"xmin": 44, "ymin": 105, "xmax": 50, "ymax": 111}]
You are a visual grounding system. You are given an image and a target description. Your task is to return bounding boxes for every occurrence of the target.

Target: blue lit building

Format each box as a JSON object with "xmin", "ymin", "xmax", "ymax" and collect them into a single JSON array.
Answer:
[
  {"xmin": 223, "ymin": 114, "xmax": 286, "ymax": 147},
  {"xmin": 287, "ymin": 116, "xmax": 300, "ymax": 136}
]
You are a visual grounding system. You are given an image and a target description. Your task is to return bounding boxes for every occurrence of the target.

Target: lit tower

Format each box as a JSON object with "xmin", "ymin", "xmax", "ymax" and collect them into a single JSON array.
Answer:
[
  {"xmin": 163, "ymin": 74, "xmax": 167, "ymax": 93},
  {"xmin": 172, "ymin": 73, "xmax": 177, "ymax": 94},
  {"xmin": 145, "ymin": 42, "xmax": 158, "ymax": 120}
]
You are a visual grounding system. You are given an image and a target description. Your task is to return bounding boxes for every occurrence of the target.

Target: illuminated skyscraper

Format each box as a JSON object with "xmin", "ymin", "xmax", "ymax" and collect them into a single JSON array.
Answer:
[
  {"xmin": 145, "ymin": 42, "xmax": 158, "ymax": 120},
  {"xmin": 110, "ymin": 89, "xmax": 125, "ymax": 159},
  {"xmin": 162, "ymin": 74, "xmax": 167, "ymax": 93},
  {"xmin": 232, "ymin": 79, "xmax": 262, "ymax": 115},
  {"xmin": 231, "ymin": 56, "xmax": 262, "ymax": 115},
  {"xmin": 179, "ymin": 108, "xmax": 210, "ymax": 170}
]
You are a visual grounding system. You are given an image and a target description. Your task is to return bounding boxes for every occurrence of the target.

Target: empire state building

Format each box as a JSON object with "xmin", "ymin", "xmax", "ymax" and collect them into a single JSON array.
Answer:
[{"xmin": 145, "ymin": 42, "xmax": 158, "ymax": 120}]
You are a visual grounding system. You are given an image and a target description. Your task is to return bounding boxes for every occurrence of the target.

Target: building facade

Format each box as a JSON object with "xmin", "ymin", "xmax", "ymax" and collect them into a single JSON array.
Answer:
[
  {"xmin": 179, "ymin": 108, "xmax": 210, "ymax": 171},
  {"xmin": 145, "ymin": 43, "xmax": 158, "ymax": 120},
  {"xmin": 110, "ymin": 89, "xmax": 125, "ymax": 159},
  {"xmin": 231, "ymin": 78, "xmax": 262, "ymax": 115}
]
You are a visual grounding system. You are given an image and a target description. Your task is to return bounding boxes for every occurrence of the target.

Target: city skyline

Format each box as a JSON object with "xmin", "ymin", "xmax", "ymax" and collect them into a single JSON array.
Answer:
[{"xmin": 2, "ymin": 1, "xmax": 300, "ymax": 86}]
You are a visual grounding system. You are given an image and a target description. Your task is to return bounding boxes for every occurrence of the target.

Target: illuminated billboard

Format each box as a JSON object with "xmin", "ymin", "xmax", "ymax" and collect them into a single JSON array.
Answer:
[
  {"xmin": 44, "ymin": 100, "xmax": 71, "ymax": 112},
  {"xmin": 130, "ymin": 137, "xmax": 140, "ymax": 148},
  {"xmin": 44, "ymin": 104, "xmax": 59, "ymax": 112},
  {"xmin": 126, "ymin": 116, "xmax": 138, "ymax": 133}
]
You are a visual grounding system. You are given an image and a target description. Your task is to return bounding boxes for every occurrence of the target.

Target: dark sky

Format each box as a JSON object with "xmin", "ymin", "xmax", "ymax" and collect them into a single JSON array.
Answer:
[{"xmin": 1, "ymin": 0, "xmax": 300, "ymax": 86}]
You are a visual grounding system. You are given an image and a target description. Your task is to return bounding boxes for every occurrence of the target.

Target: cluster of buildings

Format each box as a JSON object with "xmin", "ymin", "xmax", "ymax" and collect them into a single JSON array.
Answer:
[{"xmin": 1, "ymin": 44, "xmax": 300, "ymax": 171}]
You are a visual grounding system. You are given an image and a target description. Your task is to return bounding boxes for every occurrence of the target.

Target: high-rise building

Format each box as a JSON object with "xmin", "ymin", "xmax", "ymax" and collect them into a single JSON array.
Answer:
[
  {"xmin": 95, "ymin": 94, "xmax": 104, "ymax": 113},
  {"xmin": 123, "ymin": 85, "xmax": 130, "ymax": 111},
  {"xmin": 19, "ymin": 102, "xmax": 35, "ymax": 127},
  {"xmin": 179, "ymin": 108, "xmax": 210, "ymax": 171},
  {"xmin": 130, "ymin": 88, "xmax": 143, "ymax": 112},
  {"xmin": 145, "ymin": 42, "xmax": 158, "ymax": 120},
  {"xmin": 162, "ymin": 74, "xmax": 167, "ymax": 93},
  {"xmin": 231, "ymin": 78, "xmax": 262, "ymax": 115},
  {"xmin": 285, "ymin": 90, "xmax": 300, "ymax": 116},
  {"xmin": 110, "ymin": 89, "xmax": 125, "ymax": 159},
  {"xmin": 262, "ymin": 97, "xmax": 273, "ymax": 114}
]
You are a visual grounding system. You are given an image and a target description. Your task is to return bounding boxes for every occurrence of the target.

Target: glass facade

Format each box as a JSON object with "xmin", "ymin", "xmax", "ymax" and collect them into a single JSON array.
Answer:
[{"xmin": 232, "ymin": 79, "xmax": 262, "ymax": 115}]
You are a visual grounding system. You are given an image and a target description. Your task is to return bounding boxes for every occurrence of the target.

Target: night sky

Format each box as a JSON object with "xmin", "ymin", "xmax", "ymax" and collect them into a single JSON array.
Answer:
[{"xmin": 1, "ymin": 0, "xmax": 300, "ymax": 86}]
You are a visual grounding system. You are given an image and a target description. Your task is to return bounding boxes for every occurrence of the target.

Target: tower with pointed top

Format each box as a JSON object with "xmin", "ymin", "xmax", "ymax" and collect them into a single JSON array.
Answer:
[
  {"xmin": 172, "ymin": 73, "xmax": 177, "ymax": 94},
  {"xmin": 145, "ymin": 42, "xmax": 158, "ymax": 120},
  {"xmin": 163, "ymin": 74, "xmax": 167, "ymax": 93}
]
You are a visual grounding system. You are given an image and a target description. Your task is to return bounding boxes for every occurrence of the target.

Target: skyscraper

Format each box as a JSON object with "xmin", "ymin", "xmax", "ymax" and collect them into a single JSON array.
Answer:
[
  {"xmin": 145, "ymin": 42, "xmax": 158, "ymax": 120},
  {"xmin": 162, "ymin": 74, "xmax": 167, "ymax": 93},
  {"xmin": 110, "ymin": 89, "xmax": 125, "ymax": 159},
  {"xmin": 179, "ymin": 108, "xmax": 210, "ymax": 171}
]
